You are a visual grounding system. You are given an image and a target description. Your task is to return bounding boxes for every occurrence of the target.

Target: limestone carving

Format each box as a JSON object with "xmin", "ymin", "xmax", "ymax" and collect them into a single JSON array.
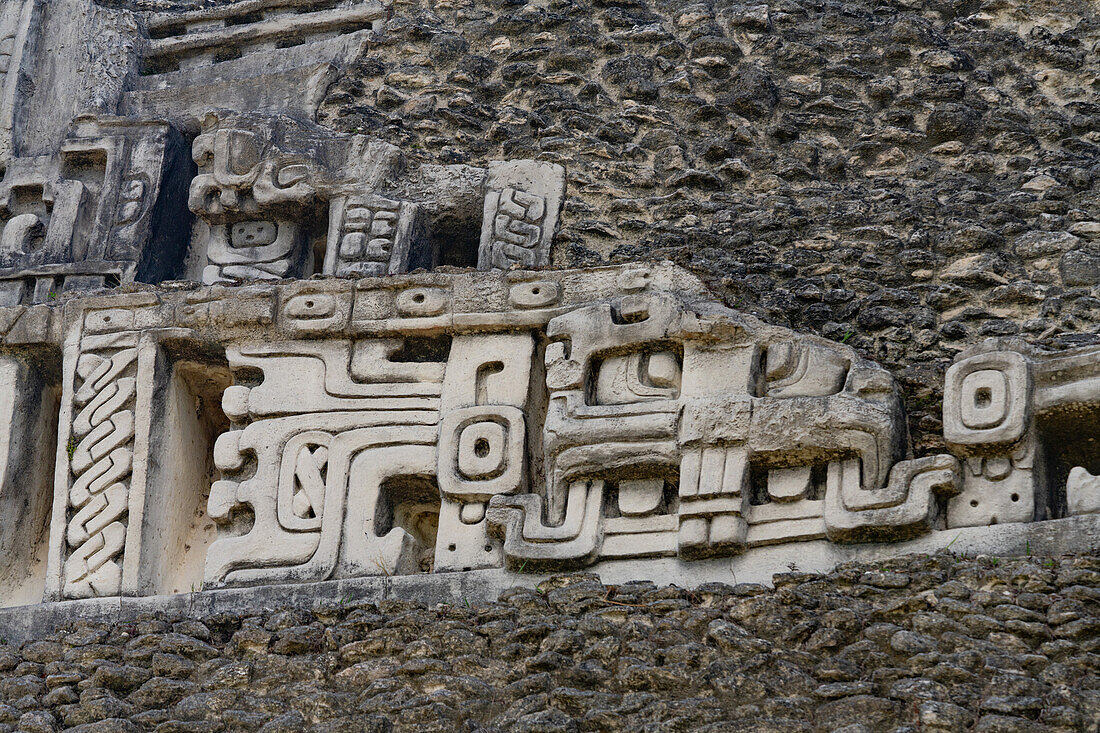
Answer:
[
  {"xmin": 63, "ymin": 343, "xmax": 137, "ymax": 598},
  {"xmin": 191, "ymin": 111, "xmax": 353, "ymax": 284},
  {"xmin": 0, "ymin": 263, "xmax": 1086, "ymax": 606},
  {"xmin": 479, "ymin": 161, "xmax": 566, "ymax": 271},
  {"xmin": 0, "ymin": 0, "xmax": 1094, "ymax": 611},
  {"xmin": 189, "ymin": 110, "xmax": 561, "ymax": 284},
  {"xmin": 944, "ymin": 339, "xmax": 1100, "ymax": 527},
  {"xmin": 0, "ymin": 1, "xmax": 570, "ymax": 293},
  {"xmin": 205, "ymin": 338, "xmax": 445, "ymax": 583},
  {"xmin": 0, "ymin": 115, "xmax": 190, "ymax": 303}
]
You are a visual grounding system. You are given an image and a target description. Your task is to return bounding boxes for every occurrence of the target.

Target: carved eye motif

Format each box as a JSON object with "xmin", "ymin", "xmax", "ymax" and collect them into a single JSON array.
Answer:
[
  {"xmin": 396, "ymin": 287, "xmax": 448, "ymax": 317},
  {"xmin": 284, "ymin": 294, "xmax": 336, "ymax": 319},
  {"xmin": 437, "ymin": 406, "xmax": 526, "ymax": 503},
  {"xmin": 960, "ymin": 369, "xmax": 1008, "ymax": 430},
  {"xmin": 509, "ymin": 281, "xmax": 560, "ymax": 308},
  {"xmin": 457, "ymin": 420, "xmax": 508, "ymax": 480},
  {"xmin": 943, "ymin": 351, "xmax": 1029, "ymax": 446}
]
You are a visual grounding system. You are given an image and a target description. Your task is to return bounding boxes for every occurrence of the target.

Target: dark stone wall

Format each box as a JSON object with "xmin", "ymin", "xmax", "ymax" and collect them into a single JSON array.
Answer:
[{"xmin": 1, "ymin": 552, "xmax": 1098, "ymax": 732}]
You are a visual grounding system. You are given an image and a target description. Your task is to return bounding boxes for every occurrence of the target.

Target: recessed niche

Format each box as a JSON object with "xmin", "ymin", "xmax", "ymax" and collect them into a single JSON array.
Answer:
[
  {"xmin": 0, "ymin": 355, "xmax": 61, "ymax": 608},
  {"xmin": 138, "ymin": 343, "xmax": 231, "ymax": 596}
]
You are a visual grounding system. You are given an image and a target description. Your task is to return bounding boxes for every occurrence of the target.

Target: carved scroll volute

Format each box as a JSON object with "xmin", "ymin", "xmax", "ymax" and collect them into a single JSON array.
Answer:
[
  {"xmin": 204, "ymin": 338, "xmax": 447, "ymax": 586},
  {"xmin": 435, "ymin": 333, "xmax": 534, "ymax": 572},
  {"xmin": 45, "ymin": 303, "xmax": 189, "ymax": 601},
  {"xmin": 478, "ymin": 160, "xmax": 566, "ymax": 271}
]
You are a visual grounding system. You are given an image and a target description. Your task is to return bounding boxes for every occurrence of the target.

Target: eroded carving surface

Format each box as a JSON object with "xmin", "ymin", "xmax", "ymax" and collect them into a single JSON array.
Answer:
[
  {"xmin": 63, "ymin": 341, "xmax": 137, "ymax": 598},
  {"xmin": 1, "ymin": 263, "xmax": 1090, "ymax": 601},
  {"xmin": 479, "ymin": 161, "xmax": 566, "ymax": 270},
  {"xmin": 943, "ymin": 339, "xmax": 1100, "ymax": 528},
  {"xmin": 0, "ymin": 0, "xmax": 1093, "ymax": 608},
  {"xmin": 0, "ymin": 2, "xmax": 568, "ymax": 296}
]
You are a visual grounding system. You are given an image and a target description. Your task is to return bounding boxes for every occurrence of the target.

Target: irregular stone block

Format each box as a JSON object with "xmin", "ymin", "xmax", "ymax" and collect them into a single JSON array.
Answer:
[{"xmin": 1066, "ymin": 467, "xmax": 1100, "ymax": 516}]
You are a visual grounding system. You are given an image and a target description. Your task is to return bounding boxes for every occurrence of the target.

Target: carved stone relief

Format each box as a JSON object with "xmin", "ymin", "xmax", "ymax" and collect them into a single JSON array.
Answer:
[
  {"xmin": 0, "ymin": 264, "xmax": 1085, "ymax": 606},
  {"xmin": 189, "ymin": 111, "xmax": 349, "ymax": 284},
  {"xmin": 0, "ymin": 115, "xmax": 191, "ymax": 303},
  {"xmin": 0, "ymin": 263, "xmax": 982, "ymax": 601},
  {"xmin": 0, "ymin": 0, "xmax": 569, "ymax": 297},
  {"xmin": 0, "ymin": 0, "xmax": 1094, "ymax": 611},
  {"xmin": 478, "ymin": 161, "xmax": 566, "ymax": 271},
  {"xmin": 187, "ymin": 110, "xmax": 565, "ymax": 284},
  {"xmin": 944, "ymin": 338, "xmax": 1100, "ymax": 527}
]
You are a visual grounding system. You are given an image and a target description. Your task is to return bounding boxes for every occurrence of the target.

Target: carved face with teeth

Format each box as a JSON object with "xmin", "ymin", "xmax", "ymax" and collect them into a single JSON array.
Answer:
[{"xmin": 189, "ymin": 111, "xmax": 333, "ymax": 285}]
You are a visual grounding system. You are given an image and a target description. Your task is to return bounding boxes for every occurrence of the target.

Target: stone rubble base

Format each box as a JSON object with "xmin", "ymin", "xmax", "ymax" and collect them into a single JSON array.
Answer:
[{"xmin": 3, "ymin": 513, "xmax": 1097, "ymax": 647}]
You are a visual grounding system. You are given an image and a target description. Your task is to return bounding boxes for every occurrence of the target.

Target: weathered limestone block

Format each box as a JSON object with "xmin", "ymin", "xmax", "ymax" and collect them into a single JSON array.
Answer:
[
  {"xmin": 126, "ymin": 0, "xmax": 386, "ymax": 121},
  {"xmin": 478, "ymin": 161, "xmax": 566, "ymax": 270},
  {"xmin": 46, "ymin": 299, "xmax": 225, "ymax": 600},
  {"xmin": 0, "ymin": 263, "xmax": 1024, "ymax": 601},
  {"xmin": 0, "ymin": 115, "xmax": 191, "ymax": 303},
  {"xmin": 824, "ymin": 455, "xmax": 960, "ymax": 542},
  {"xmin": 944, "ymin": 339, "xmax": 1100, "ymax": 527},
  {"xmin": 0, "ymin": 355, "xmax": 59, "ymax": 607},
  {"xmin": 1067, "ymin": 466, "xmax": 1100, "ymax": 516}
]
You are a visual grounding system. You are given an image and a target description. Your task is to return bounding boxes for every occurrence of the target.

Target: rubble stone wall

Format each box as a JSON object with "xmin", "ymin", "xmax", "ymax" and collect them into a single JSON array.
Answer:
[{"xmin": 0, "ymin": 552, "xmax": 1098, "ymax": 732}]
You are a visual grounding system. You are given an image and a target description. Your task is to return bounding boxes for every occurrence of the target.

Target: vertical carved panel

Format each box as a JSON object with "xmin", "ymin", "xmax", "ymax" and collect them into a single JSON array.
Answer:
[
  {"xmin": 435, "ymin": 333, "xmax": 533, "ymax": 572},
  {"xmin": 63, "ymin": 343, "xmax": 137, "ymax": 598},
  {"xmin": 326, "ymin": 194, "xmax": 426, "ymax": 277},
  {"xmin": 478, "ymin": 161, "xmax": 565, "ymax": 271},
  {"xmin": 943, "ymin": 349, "xmax": 1035, "ymax": 527}
]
